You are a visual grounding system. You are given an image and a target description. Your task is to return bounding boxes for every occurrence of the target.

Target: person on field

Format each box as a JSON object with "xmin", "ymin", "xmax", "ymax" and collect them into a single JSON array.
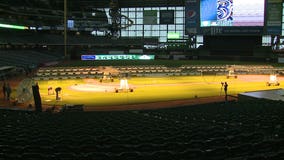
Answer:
[
  {"xmin": 6, "ymin": 83, "xmax": 11, "ymax": 101},
  {"xmin": 2, "ymin": 82, "xmax": 6, "ymax": 100},
  {"xmin": 224, "ymin": 82, "xmax": 228, "ymax": 101}
]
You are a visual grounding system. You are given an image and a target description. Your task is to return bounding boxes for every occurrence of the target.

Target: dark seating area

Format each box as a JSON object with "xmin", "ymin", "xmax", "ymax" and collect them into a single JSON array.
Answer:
[
  {"xmin": 1, "ymin": 100, "xmax": 284, "ymax": 159},
  {"xmin": 0, "ymin": 49, "xmax": 61, "ymax": 68},
  {"xmin": 0, "ymin": 29, "xmax": 152, "ymax": 47},
  {"xmin": 34, "ymin": 64, "xmax": 284, "ymax": 80}
]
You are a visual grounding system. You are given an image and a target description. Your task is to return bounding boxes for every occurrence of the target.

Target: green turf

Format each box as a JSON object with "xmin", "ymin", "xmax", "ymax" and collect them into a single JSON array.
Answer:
[{"xmin": 35, "ymin": 75, "xmax": 283, "ymax": 107}]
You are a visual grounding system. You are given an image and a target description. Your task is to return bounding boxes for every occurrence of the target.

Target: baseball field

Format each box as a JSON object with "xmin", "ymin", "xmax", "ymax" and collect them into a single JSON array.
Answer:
[{"xmin": 36, "ymin": 74, "xmax": 283, "ymax": 108}]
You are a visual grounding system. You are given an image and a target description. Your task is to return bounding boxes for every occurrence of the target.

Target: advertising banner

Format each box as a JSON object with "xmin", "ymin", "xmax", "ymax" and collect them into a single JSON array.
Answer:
[
  {"xmin": 266, "ymin": 0, "xmax": 282, "ymax": 35},
  {"xmin": 185, "ymin": 0, "xmax": 199, "ymax": 35},
  {"xmin": 81, "ymin": 55, "xmax": 155, "ymax": 60}
]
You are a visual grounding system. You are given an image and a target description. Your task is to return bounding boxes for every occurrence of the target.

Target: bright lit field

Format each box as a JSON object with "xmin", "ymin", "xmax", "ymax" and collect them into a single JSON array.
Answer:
[{"xmin": 36, "ymin": 74, "xmax": 284, "ymax": 108}]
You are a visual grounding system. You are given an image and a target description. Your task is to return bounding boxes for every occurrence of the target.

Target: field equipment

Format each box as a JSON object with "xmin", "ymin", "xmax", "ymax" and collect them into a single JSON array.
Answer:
[
  {"xmin": 266, "ymin": 74, "xmax": 280, "ymax": 86},
  {"xmin": 226, "ymin": 70, "xmax": 237, "ymax": 79}
]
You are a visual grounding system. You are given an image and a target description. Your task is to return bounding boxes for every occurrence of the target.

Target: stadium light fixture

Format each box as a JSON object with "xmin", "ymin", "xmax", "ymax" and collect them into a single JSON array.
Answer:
[{"xmin": 0, "ymin": 23, "xmax": 28, "ymax": 30}]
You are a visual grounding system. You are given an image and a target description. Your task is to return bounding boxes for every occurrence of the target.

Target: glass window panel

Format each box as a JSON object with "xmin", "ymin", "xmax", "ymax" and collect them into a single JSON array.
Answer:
[
  {"xmin": 152, "ymin": 31, "xmax": 159, "ymax": 36},
  {"xmin": 159, "ymin": 36, "xmax": 167, "ymax": 42},
  {"xmin": 176, "ymin": 7, "xmax": 184, "ymax": 11},
  {"xmin": 128, "ymin": 25, "xmax": 135, "ymax": 31},
  {"xmin": 106, "ymin": 6, "xmax": 187, "ymax": 42},
  {"xmin": 262, "ymin": 35, "xmax": 271, "ymax": 46},
  {"xmin": 136, "ymin": 12, "xmax": 143, "ymax": 18},
  {"xmin": 121, "ymin": 11, "xmax": 128, "ymax": 17},
  {"xmin": 196, "ymin": 35, "xmax": 203, "ymax": 43},
  {"xmin": 121, "ymin": 18, "xmax": 126, "ymax": 24},
  {"xmin": 144, "ymin": 25, "xmax": 151, "ymax": 30},
  {"xmin": 160, "ymin": 25, "xmax": 167, "ymax": 30},
  {"xmin": 168, "ymin": 25, "xmax": 175, "ymax": 30},
  {"xmin": 129, "ymin": 31, "xmax": 136, "ymax": 37},
  {"xmin": 136, "ymin": 8, "xmax": 143, "ymax": 11},
  {"xmin": 121, "ymin": 8, "xmax": 128, "ymax": 11},
  {"xmin": 180, "ymin": 30, "xmax": 184, "ymax": 37},
  {"xmin": 136, "ymin": 25, "xmax": 143, "ymax": 30},
  {"xmin": 137, "ymin": 31, "xmax": 143, "ymax": 37},
  {"xmin": 136, "ymin": 18, "xmax": 143, "ymax": 24},
  {"xmin": 176, "ymin": 10, "xmax": 183, "ymax": 17},
  {"xmin": 130, "ymin": 18, "xmax": 137, "ymax": 25},
  {"xmin": 144, "ymin": 31, "xmax": 151, "ymax": 36},
  {"xmin": 152, "ymin": 25, "xmax": 159, "ymax": 31},
  {"xmin": 121, "ymin": 30, "xmax": 128, "ymax": 37},
  {"xmin": 176, "ymin": 18, "xmax": 183, "ymax": 24},
  {"xmin": 126, "ymin": 12, "xmax": 133, "ymax": 18},
  {"xmin": 160, "ymin": 30, "xmax": 167, "ymax": 36},
  {"xmin": 176, "ymin": 25, "xmax": 183, "ymax": 30}
]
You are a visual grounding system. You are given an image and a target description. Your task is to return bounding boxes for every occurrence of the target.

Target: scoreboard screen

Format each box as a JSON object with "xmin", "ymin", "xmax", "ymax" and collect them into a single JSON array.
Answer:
[{"xmin": 200, "ymin": 0, "xmax": 265, "ymax": 27}]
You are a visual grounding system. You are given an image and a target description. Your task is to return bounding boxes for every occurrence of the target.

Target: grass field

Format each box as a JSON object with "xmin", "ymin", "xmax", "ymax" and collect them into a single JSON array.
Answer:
[{"xmin": 35, "ymin": 74, "xmax": 283, "ymax": 108}]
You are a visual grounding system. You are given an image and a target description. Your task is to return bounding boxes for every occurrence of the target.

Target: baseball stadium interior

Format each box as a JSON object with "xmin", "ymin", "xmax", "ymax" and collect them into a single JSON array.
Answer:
[{"xmin": 1, "ymin": 0, "xmax": 284, "ymax": 159}]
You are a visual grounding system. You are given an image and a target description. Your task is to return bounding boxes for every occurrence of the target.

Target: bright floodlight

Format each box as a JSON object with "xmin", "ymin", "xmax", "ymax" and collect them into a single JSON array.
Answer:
[
  {"xmin": 270, "ymin": 75, "xmax": 277, "ymax": 82},
  {"xmin": 119, "ymin": 79, "xmax": 129, "ymax": 90},
  {"xmin": 0, "ymin": 23, "xmax": 28, "ymax": 30}
]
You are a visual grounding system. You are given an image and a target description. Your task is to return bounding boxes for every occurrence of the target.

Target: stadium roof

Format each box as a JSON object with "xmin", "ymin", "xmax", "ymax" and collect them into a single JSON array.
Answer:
[
  {"xmin": 0, "ymin": 0, "xmax": 185, "ymax": 32},
  {"xmin": 2, "ymin": 0, "xmax": 185, "ymax": 9},
  {"xmin": 71, "ymin": 0, "xmax": 185, "ymax": 8}
]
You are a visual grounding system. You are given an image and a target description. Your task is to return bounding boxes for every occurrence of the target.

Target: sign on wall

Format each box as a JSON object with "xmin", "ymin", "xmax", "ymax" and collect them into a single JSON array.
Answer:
[{"xmin": 81, "ymin": 55, "xmax": 155, "ymax": 60}]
